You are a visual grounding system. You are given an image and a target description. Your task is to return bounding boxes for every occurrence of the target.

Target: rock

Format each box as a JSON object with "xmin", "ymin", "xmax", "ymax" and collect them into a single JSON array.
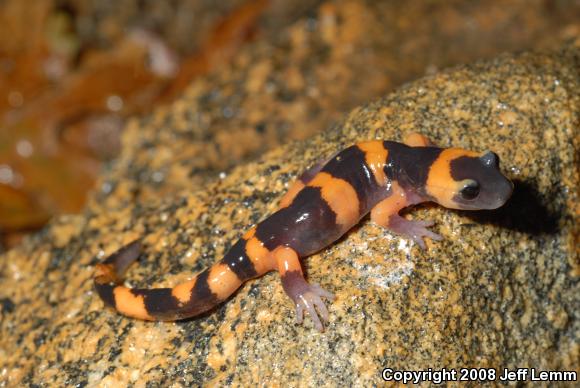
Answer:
[
  {"xmin": 99, "ymin": 0, "xmax": 579, "ymax": 204},
  {"xmin": 1, "ymin": 41, "xmax": 578, "ymax": 385}
]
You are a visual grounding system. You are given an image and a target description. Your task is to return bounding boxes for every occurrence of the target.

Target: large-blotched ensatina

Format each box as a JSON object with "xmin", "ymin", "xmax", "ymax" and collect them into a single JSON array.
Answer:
[{"xmin": 94, "ymin": 133, "xmax": 513, "ymax": 331}]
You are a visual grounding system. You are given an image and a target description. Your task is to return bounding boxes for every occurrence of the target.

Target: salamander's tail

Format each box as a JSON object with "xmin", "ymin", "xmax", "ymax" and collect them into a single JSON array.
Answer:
[{"xmin": 94, "ymin": 238, "xmax": 261, "ymax": 321}]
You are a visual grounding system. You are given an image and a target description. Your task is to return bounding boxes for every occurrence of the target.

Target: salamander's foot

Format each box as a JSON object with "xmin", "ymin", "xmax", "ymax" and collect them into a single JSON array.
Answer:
[
  {"xmin": 275, "ymin": 246, "xmax": 335, "ymax": 331},
  {"xmin": 282, "ymin": 273, "xmax": 335, "ymax": 331},
  {"xmin": 293, "ymin": 283, "xmax": 335, "ymax": 331},
  {"xmin": 388, "ymin": 216, "xmax": 442, "ymax": 249}
]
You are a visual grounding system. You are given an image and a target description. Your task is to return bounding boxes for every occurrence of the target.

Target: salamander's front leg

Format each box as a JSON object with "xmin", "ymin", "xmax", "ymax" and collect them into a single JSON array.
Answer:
[
  {"xmin": 371, "ymin": 182, "xmax": 442, "ymax": 249},
  {"xmin": 385, "ymin": 216, "xmax": 442, "ymax": 249},
  {"xmin": 272, "ymin": 246, "xmax": 335, "ymax": 331}
]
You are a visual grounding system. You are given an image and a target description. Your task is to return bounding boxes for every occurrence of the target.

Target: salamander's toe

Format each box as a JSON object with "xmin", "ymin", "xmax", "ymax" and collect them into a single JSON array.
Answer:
[
  {"xmin": 409, "ymin": 220, "xmax": 443, "ymax": 250},
  {"xmin": 388, "ymin": 216, "xmax": 443, "ymax": 250},
  {"xmin": 293, "ymin": 283, "xmax": 335, "ymax": 331}
]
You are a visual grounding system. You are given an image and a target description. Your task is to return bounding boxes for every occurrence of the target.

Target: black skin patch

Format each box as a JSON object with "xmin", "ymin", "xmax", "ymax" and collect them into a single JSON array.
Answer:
[
  {"xmin": 321, "ymin": 145, "xmax": 381, "ymax": 213},
  {"xmin": 94, "ymin": 283, "xmax": 117, "ymax": 309},
  {"xmin": 131, "ymin": 269, "xmax": 221, "ymax": 319},
  {"xmin": 383, "ymin": 141, "xmax": 442, "ymax": 191},
  {"xmin": 188, "ymin": 269, "xmax": 220, "ymax": 312},
  {"xmin": 103, "ymin": 239, "xmax": 142, "ymax": 277},
  {"xmin": 280, "ymin": 270, "xmax": 307, "ymax": 299},
  {"xmin": 299, "ymin": 150, "xmax": 343, "ymax": 184},
  {"xmin": 255, "ymin": 186, "xmax": 337, "ymax": 255},
  {"xmin": 450, "ymin": 155, "xmax": 491, "ymax": 181},
  {"xmin": 220, "ymin": 240, "xmax": 258, "ymax": 281},
  {"xmin": 131, "ymin": 287, "xmax": 181, "ymax": 319}
]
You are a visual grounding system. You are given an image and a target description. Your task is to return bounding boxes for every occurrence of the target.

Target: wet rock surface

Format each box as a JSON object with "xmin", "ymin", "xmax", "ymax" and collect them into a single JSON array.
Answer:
[{"xmin": 1, "ymin": 41, "xmax": 578, "ymax": 385}]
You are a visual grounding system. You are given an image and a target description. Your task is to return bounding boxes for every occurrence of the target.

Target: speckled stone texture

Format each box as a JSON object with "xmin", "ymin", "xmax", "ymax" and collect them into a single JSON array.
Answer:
[
  {"xmin": 101, "ymin": 0, "xmax": 579, "ymax": 203},
  {"xmin": 1, "ymin": 41, "xmax": 578, "ymax": 385}
]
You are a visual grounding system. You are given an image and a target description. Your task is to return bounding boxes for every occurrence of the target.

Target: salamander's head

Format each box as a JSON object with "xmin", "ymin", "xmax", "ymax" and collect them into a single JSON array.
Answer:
[{"xmin": 425, "ymin": 148, "xmax": 513, "ymax": 210}]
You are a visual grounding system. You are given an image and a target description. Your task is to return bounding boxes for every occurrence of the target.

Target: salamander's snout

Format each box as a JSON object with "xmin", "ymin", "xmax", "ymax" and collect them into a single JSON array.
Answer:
[
  {"xmin": 486, "ymin": 173, "xmax": 514, "ymax": 209},
  {"xmin": 479, "ymin": 151, "xmax": 513, "ymax": 209}
]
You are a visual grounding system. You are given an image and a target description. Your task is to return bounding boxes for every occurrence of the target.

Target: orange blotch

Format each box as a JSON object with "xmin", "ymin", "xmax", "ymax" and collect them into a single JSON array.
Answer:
[
  {"xmin": 426, "ymin": 148, "xmax": 479, "ymax": 208},
  {"xmin": 207, "ymin": 263, "xmax": 242, "ymax": 299},
  {"xmin": 172, "ymin": 278, "xmax": 197, "ymax": 304},
  {"xmin": 243, "ymin": 226, "xmax": 256, "ymax": 240},
  {"xmin": 370, "ymin": 181, "xmax": 407, "ymax": 227},
  {"xmin": 245, "ymin": 237, "xmax": 274, "ymax": 273},
  {"xmin": 279, "ymin": 180, "xmax": 305, "ymax": 208},
  {"xmin": 114, "ymin": 287, "xmax": 154, "ymax": 320},
  {"xmin": 309, "ymin": 172, "xmax": 360, "ymax": 227},
  {"xmin": 357, "ymin": 141, "xmax": 389, "ymax": 185}
]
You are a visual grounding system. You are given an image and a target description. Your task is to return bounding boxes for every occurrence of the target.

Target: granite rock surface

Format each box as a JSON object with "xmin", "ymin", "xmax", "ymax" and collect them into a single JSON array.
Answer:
[
  {"xmin": 101, "ymin": 0, "xmax": 579, "ymax": 203},
  {"xmin": 1, "ymin": 41, "xmax": 578, "ymax": 385}
]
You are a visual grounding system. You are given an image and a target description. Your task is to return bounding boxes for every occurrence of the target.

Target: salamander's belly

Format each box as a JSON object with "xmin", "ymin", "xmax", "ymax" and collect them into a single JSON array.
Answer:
[{"xmin": 255, "ymin": 187, "xmax": 348, "ymax": 256}]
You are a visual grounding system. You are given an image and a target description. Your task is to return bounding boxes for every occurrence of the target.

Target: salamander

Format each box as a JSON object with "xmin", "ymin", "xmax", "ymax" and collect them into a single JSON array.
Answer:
[{"xmin": 94, "ymin": 133, "xmax": 513, "ymax": 331}]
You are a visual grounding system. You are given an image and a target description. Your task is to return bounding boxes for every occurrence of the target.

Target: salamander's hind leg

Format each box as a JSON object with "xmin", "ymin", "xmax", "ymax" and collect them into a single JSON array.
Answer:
[
  {"xmin": 273, "ymin": 246, "xmax": 335, "ymax": 331},
  {"xmin": 404, "ymin": 132, "xmax": 435, "ymax": 147}
]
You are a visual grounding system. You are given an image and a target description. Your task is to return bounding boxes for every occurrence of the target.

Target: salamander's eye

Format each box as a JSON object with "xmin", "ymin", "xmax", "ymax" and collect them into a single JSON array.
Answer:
[{"xmin": 460, "ymin": 181, "xmax": 480, "ymax": 200}]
